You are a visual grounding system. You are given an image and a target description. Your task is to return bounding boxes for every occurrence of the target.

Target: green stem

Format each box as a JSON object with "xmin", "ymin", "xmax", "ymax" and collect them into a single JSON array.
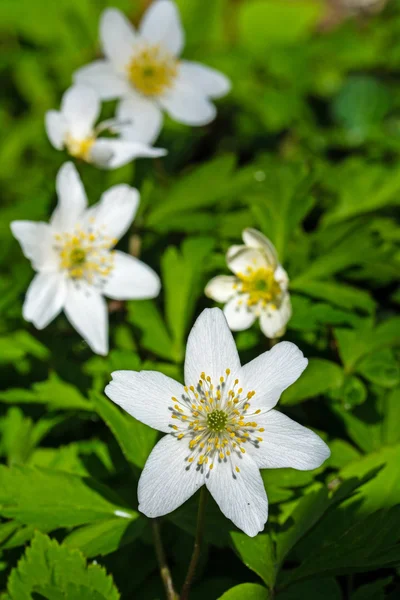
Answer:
[
  {"xmin": 180, "ymin": 487, "xmax": 208, "ymax": 600},
  {"xmin": 152, "ymin": 519, "xmax": 179, "ymax": 600}
]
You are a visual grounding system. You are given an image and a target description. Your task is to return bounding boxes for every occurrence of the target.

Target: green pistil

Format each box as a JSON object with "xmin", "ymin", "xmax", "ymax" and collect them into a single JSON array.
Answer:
[
  {"xmin": 207, "ymin": 410, "xmax": 228, "ymax": 432},
  {"xmin": 70, "ymin": 248, "xmax": 86, "ymax": 266}
]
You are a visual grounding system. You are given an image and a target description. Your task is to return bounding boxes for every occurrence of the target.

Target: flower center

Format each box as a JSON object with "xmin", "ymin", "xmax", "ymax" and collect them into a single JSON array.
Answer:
[
  {"xmin": 53, "ymin": 225, "xmax": 117, "ymax": 285},
  {"xmin": 169, "ymin": 369, "xmax": 264, "ymax": 476},
  {"xmin": 207, "ymin": 410, "xmax": 228, "ymax": 432},
  {"xmin": 127, "ymin": 45, "xmax": 178, "ymax": 96},
  {"xmin": 65, "ymin": 135, "xmax": 95, "ymax": 162},
  {"xmin": 237, "ymin": 267, "xmax": 281, "ymax": 307}
]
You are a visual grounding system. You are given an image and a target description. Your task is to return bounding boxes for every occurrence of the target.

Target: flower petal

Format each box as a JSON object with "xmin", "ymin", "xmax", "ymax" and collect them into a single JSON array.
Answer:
[
  {"xmin": 10, "ymin": 221, "xmax": 58, "ymax": 272},
  {"xmin": 138, "ymin": 435, "xmax": 205, "ymax": 517},
  {"xmin": 139, "ymin": 0, "xmax": 184, "ymax": 56},
  {"xmin": 179, "ymin": 61, "xmax": 231, "ymax": 98},
  {"xmin": 205, "ymin": 275, "xmax": 237, "ymax": 303},
  {"xmin": 239, "ymin": 341, "xmax": 308, "ymax": 412},
  {"xmin": 105, "ymin": 370, "xmax": 185, "ymax": 433},
  {"xmin": 117, "ymin": 95, "xmax": 163, "ymax": 145},
  {"xmin": 242, "ymin": 228, "xmax": 278, "ymax": 269},
  {"xmin": 90, "ymin": 139, "xmax": 166, "ymax": 169},
  {"xmin": 23, "ymin": 272, "xmax": 67, "ymax": 329},
  {"xmin": 223, "ymin": 296, "xmax": 256, "ymax": 331},
  {"xmin": 206, "ymin": 450, "xmax": 268, "ymax": 537},
  {"xmin": 103, "ymin": 251, "xmax": 161, "ymax": 300},
  {"xmin": 274, "ymin": 265, "xmax": 289, "ymax": 291},
  {"xmin": 259, "ymin": 295, "xmax": 292, "ymax": 339},
  {"xmin": 64, "ymin": 282, "xmax": 108, "ymax": 355},
  {"xmin": 184, "ymin": 308, "xmax": 241, "ymax": 387},
  {"xmin": 74, "ymin": 60, "xmax": 130, "ymax": 100},
  {"xmin": 50, "ymin": 163, "xmax": 88, "ymax": 232},
  {"xmin": 85, "ymin": 184, "xmax": 139, "ymax": 241},
  {"xmin": 248, "ymin": 409, "xmax": 331, "ymax": 470},
  {"xmin": 159, "ymin": 80, "xmax": 216, "ymax": 126},
  {"xmin": 227, "ymin": 247, "xmax": 268, "ymax": 276},
  {"xmin": 45, "ymin": 111, "xmax": 67, "ymax": 150},
  {"xmin": 100, "ymin": 8, "xmax": 136, "ymax": 72},
  {"xmin": 61, "ymin": 85, "xmax": 100, "ymax": 138}
]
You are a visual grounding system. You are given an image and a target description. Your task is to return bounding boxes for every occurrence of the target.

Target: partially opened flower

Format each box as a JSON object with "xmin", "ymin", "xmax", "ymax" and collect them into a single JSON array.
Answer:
[
  {"xmin": 74, "ymin": 0, "xmax": 231, "ymax": 129},
  {"xmin": 45, "ymin": 85, "xmax": 166, "ymax": 169},
  {"xmin": 105, "ymin": 308, "xmax": 330, "ymax": 536},
  {"xmin": 11, "ymin": 162, "xmax": 160, "ymax": 355},
  {"xmin": 206, "ymin": 228, "xmax": 292, "ymax": 339}
]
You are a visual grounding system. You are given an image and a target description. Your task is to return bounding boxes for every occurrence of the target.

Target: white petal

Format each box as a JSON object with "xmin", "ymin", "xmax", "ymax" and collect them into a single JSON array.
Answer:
[
  {"xmin": 50, "ymin": 163, "xmax": 88, "ymax": 232},
  {"xmin": 74, "ymin": 60, "xmax": 130, "ymax": 100},
  {"xmin": 239, "ymin": 341, "xmax": 308, "ymax": 412},
  {"xmin": 45, "ymin": 111, "xmax": 67, "ymax": 150},
  {"xmin": 100, "ymin": 8, "xmax": 136, "ymax": 72},
  {"xmin": 139, "ymin": 0, "xmax": 184, "ymax": 56},
  {"xmin": 242, "ymin": 228, "xmax": 278, "ymax": 268},
  {"xmin": 223, "ymin": 296, "xmax": 256, "ymax": 331},
  {"xmin": 103, "ymin": 251, "xmax": 161, "ymax": 300},
  {"xmin": 206, "ymin": 451, "xmax": 268, "ymax": 537},
  {"xmin": 85, "ymin": 184, "xmax": 139, "ymax": 241},
  {"xmin": 64, "ymin": 282, "xmax": 108, "ymax": 355},
  {"xmin": 274, "ymin": 265, "xmax": 289, "ymax": 291},
  {"xmin": 61, "ymin": 85, "xmax": 100, "ymax": 138},
  {"xmin": 259, "ymin": 295, "xmax": 292, "ymax": 339},
  {"xmin": 23, "ymin": 272, "xmax": 67, "ymax": 329},
  {"xmin": 227, "ymin": 247, "xmax": 268, "ymax": 276},
  {"xmin": 205, "ymin": 275, "xmax": 237, "ymax": 303},
  {"xmin": 184, "ymin": 308, "xmax": 241, "ymax": 387},
  {"xmin": 159, "ymin": 80, "xmax": 216, "ymax": 126},
  {"xmin": 179, "ymin": 61, "xmax": 231, "ymax": 99},
  {"xmin": 90, "ymin": 139, "xmax": 166, "ymax": 169},
  {"xmin": 10, "ymin": 221, "xmax": 58, "ymax": 272},
  {"xmin": 117, "ymin": 95, "xmax": 163, "ymax": 144},
  {"xmin": 138, "ymin": 435, "xmax": 205, "ymax": 517},
  {"xmin": 105, "ymin": 370, "xmax": 185, "ymax": 433},
  {"xmin": 248, "ymin": 409, "xmax": 331, "ymax": 470}
]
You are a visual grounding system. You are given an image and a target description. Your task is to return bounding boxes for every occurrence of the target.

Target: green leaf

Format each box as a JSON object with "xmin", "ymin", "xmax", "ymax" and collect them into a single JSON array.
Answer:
[
  {"xmin": 92, "ymin": 391, "xmax": 157, "ymax": 470},
  {"xmin": 162, "ymin": 236, "xmax": 215, "ymax": 362},
  {"xmin": 356, "ymin": 349, "xmax": 400, "ymax": 388},
  {"xmin": 7, "ymin": 531, "xmax": 120, "ymax": 600},
  {"xmin": 292, "ymin": 280, "xmax": 376, "ymax": 314},
  {"xmin": 0, "ymin": 464, "xmax": 134, "ymax": 529},
  {"xmin": 218, "ymin": 583, "xmax": 270, "ymax": 600},
  {"xmin": 126, "ymin": 300, "xmax": 174, "ymax": 361},
  {"xmin": 63, "ymin": 516, "xmax": 145, "ymax": 558},
  {"xmin": 281, "ymin": 358, "xmax": 344, "ymax": 405},
  {"xmin": 231, "ymin": 531, "xmax": 276, "ymax": 589},
  {"xmin": 351, "ymin": 578, "xmax": 392, "ymax": 600},
  {"xmin": 278, "ymin": 578, "xmax": 342, "ymax": 600},
  {"xmin": 239, "ymin": 0, "xmax": 321, "ymax": 52}
]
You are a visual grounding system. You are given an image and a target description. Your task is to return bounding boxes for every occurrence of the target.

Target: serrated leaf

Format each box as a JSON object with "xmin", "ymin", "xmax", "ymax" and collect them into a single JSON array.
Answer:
[{"xmin": 7, "ymin": 531, "xmax": 120, "ymax": 600}]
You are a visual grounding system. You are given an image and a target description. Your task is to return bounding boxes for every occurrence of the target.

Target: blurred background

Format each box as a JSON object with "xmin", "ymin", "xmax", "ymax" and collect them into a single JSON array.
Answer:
[{"xmin": 0, "ymin": 1, "xmax": 399, "ymax": 599}]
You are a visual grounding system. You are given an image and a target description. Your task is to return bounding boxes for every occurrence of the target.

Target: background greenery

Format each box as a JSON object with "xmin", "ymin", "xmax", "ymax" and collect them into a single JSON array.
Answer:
[{"xmin": 0, "ymin": 0, "xmax": 399, "ymax": 598}]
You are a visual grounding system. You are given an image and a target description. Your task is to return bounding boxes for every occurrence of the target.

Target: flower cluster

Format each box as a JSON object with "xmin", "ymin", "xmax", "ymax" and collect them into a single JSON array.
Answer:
[{"xmin": 10, "ymin": 0, "xmax": 330, "ymax": 538}]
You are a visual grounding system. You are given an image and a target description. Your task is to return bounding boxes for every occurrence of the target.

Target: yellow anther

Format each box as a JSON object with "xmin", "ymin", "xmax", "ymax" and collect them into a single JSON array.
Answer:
[
  {"xmin": 240, "ymin": 447, "xmax": 246, "ymax": 454},
  {"xmin": 219, "ymin": 452, "xmax": 224, "ymax": 460},
  {"xmin": 235, "ymin": 466, "xmax": 240, "ymax": 473},
  {"xmin": 209, "ymin": 464, "xmax": 214, "ymax": 470},
  {"xmin": 258, "ymin": 428, "xmax": 265, "ymax": 432},
  {"xmin": 226, "ymin": 369, "xmax": 231, "ymax": 375},
  {"xmin": 257, "ymin": 437, "xmax": 263, "ymax": 442}
]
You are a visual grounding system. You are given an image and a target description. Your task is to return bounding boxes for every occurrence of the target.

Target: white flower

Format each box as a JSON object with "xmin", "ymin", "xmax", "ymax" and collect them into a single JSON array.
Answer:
[
  {"xmin": 105, "ymin": 308, "xmax": 330, "ymax": 537},
  {"xmin": 205, "ymin": 228, "xmax": 292, "ymax": 339},
  {"xmin": 74, "ymin": 0, "xmax": 231, "ymax": 129},
  {"xmin": 10, "ymin": 162, "xmax": 161, "ymax": 355},
  {"xmin": 45, "ymin": 85, "xmax": 166, "ymax": 169}
]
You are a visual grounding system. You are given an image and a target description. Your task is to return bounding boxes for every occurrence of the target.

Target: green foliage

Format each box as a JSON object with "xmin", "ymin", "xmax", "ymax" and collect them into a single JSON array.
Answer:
[
  {"xmin": 1, "ymin": 0, "xmax": 399, "ymax": 598},
  {"xmin": 6, "ymin": 531, "xmax": 120, "ymax": 599}
]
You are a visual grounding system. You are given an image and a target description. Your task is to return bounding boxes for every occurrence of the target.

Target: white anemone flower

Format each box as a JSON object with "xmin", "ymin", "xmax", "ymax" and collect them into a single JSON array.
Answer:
[
  {"xmin": 45, "ymin": 85, "xmax": 166, "ymax": 169},
  {"xmin": 105, "ymin": 308, "xmax": 330, "ymax": 537},
  {"xmin": 10, "ymin": 162, "xmax": 160, "ymax": 355},
  {"xmin": 74, "ymin": 0, "xmax": 231, "ymax": 129},
  {"xmin": 205, "ymin": 228, "xmax": 292, "ymax": 339}
]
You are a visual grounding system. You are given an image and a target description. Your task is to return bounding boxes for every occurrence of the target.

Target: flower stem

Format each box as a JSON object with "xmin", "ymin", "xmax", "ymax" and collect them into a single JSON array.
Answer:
[
  {"xmin": 152, "ymin": 519, "xmax": 179, "ymax": 600},
  {"xmin": 180, "ymin": 487, "xmax": 208, "ymax": 600}
]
